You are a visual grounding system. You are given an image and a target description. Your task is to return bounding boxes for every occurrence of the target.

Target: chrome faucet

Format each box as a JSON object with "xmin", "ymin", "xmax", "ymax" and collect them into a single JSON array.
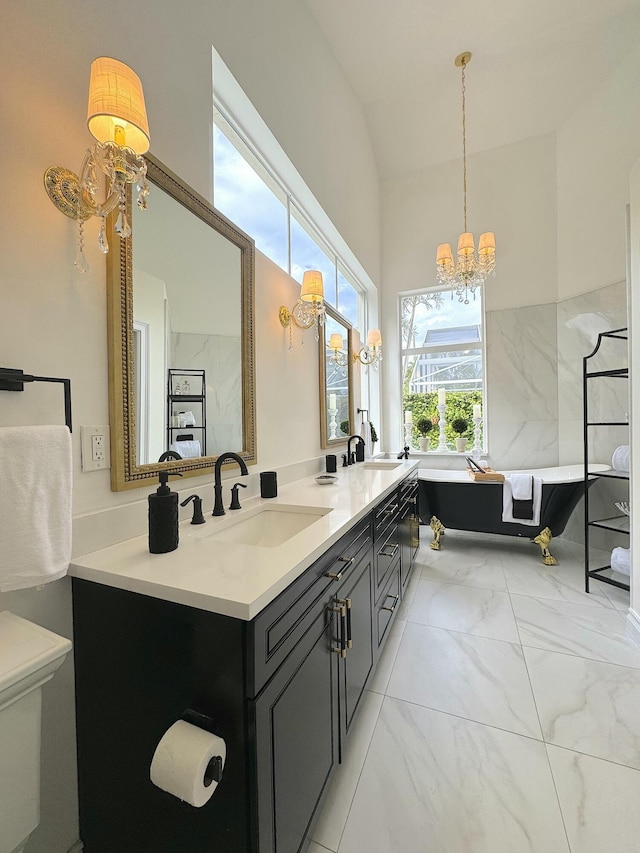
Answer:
[
  {"xmin": 213, "ymin": 452, "xmax": 248, "ymax": 516},
  {"xmin": 346, "ymin": 434, "xmax": 365, "ymax": 465}
]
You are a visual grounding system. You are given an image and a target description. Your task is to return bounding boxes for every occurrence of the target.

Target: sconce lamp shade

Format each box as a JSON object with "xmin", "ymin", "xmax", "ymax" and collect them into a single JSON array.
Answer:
[
  {"xmin": 87, "ymin": 57, "xmax": 150, "ymax": 155},
  {"xmin": 300, "ymin": 270, "xmax": 324, "ymax": 303},
  {"xmin": 329, "ymin": 334, "xmax": 344, "ymax": 351},
  {"xmin": 366, "ymin": 329, "xmax": 382, "ymax": 348},
  {"xmin": 436, "ymin": 243, "xmax": 453, "ymax": 265},
  {"xmin": 457, "ymin": 232, "xmax": 475, "ymax": 256},
  {"xmin": 478, "ymin": 232, "xmax": 496, "ymax": 255}
]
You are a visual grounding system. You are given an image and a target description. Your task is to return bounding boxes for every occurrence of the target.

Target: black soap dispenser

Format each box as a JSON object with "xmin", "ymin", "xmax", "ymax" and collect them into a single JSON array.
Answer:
[{"xmin": 149, "ymin": 470, "xmax": 180, "ymax": 554}]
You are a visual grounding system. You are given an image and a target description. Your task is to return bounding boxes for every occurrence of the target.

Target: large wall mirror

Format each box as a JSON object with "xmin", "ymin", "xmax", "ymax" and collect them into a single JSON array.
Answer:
[
  {"xmin": 319, "ymin": 305, "xmax": 354, "ymax": 448},
  {"xmin": 107, "ymin": 155, "xmax": 256, "ymax": 490}
]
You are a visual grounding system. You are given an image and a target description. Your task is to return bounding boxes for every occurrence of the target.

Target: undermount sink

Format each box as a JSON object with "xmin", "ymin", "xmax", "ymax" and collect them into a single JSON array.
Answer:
[
  {"xmin": 362, "ymin": 461, "xmax": 403, "ymax": 470},
  {"xmin": 209, "ymin": 504, "xmax": 332, "ymax": 548}
]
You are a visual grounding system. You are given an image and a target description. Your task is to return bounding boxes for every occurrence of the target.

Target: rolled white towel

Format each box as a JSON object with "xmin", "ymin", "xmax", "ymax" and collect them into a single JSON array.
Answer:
[
  {"xmin": 612, "ymin": 445, "xmax": 630, "ymax": 473},
  {"xmin": 611, "ymin": 546, "xmax": 631, "ymax": 577},
  {"xmin": 170, "ymin": 439, "xmax": 202, "ymax": 458}
]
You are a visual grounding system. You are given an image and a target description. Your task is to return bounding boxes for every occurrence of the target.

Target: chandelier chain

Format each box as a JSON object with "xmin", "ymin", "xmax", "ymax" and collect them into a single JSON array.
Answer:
[{"xmin": 461, "ymin": 59, "xmax": 467, "ymax": 233}]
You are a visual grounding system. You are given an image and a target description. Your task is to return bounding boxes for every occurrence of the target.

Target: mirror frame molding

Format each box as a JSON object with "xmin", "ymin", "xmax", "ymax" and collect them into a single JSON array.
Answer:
[
  {"xmin": 107, "ymin": 153, "xmax": 256, "ymax": 491},
  {"xmin": 319, "ymin": 304, "xmax": 354, "ymax": 449}
]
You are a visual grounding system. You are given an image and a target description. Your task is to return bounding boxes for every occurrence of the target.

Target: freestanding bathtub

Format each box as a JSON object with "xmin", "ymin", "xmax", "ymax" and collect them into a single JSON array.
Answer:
[{"xmin": 418, "ymin": 463, "xmax": 610, "ymax": 564}]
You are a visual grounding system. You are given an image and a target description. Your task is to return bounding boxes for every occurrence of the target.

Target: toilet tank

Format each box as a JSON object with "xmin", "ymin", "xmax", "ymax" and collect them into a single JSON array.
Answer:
[{"xmin": 0, "ymin": 611, "xmax": 72, "ymax": 853}]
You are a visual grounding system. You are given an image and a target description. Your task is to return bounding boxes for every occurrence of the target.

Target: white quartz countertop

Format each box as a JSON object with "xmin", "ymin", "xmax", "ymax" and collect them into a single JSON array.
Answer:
[
  {"xmin": 419, "ymin": 463, "xmax": 611, "ymax": 484},
  {"xmin": 69, "ymin": 460, "xmax": 418, "ymax": 621}
]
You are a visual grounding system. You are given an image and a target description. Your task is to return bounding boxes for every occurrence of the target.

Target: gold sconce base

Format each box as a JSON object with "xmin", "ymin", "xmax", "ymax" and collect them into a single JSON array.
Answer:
[
  {"xmin": 279, "ymin": 303, "xmax": 316, "ymax": 330},
  {"xmin": 44, "ymin": 166, "xmax": 95, "ymax": 221}
]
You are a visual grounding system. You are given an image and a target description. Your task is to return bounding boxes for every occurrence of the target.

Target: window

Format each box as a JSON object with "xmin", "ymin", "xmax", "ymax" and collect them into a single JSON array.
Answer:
[
  {"xmin": 213, "ymin": 122, "xmax": 288, "ymax": 270},
  {"xmin": 401, "ymin": 287, "xmax": 485, "ymax": 448},
  {"xmin": 212, "ymin": 103, "xmax": 366, "ymax": 334}
]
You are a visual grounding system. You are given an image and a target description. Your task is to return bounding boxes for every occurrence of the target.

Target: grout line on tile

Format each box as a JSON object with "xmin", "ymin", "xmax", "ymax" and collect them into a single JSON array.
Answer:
[
  {"xmin": 384, "ymin": 694, "xmax": 546, "ymax": 745},
  {"xmin": 543, "ymin": 742, "xmax": 573, "ymax": 853}
]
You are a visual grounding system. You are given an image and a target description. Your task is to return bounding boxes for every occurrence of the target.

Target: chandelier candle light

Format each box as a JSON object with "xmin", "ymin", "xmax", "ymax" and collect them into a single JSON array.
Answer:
[{"xmin": 436, "ymin": 52, "xmax": 496, "ymax": 303}]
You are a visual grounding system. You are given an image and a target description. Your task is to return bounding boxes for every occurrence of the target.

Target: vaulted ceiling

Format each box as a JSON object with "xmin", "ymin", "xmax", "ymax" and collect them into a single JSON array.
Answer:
[{"xmin": 304, "ymin": 0, "xmax": 640, "ymax": 179}]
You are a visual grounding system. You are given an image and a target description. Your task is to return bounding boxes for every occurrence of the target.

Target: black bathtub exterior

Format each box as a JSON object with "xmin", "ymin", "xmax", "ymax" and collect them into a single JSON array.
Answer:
[{"xmin": 418, "ymin": 478, "xmax": 589, "ymax": 538}]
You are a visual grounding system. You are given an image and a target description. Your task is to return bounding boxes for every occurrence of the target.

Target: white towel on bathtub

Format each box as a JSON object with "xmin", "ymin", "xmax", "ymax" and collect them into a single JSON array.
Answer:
[{"xmin": 502, "ymin": 475, "xmax": 542, "ymax": 526}]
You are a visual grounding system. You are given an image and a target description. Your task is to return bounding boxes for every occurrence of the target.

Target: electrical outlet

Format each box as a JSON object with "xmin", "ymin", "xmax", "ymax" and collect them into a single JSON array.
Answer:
[{"xmin": 81, "ymin": 426, "xmax": 111, "ymax": 472}]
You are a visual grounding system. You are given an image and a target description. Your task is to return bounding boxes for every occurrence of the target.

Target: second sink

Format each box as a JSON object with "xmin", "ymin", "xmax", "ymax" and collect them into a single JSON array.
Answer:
[
  {"xmin": 362, "ymin": 461, "xmax": 403, "ymax": 470},
  {"xmin": 209, "ymin": 504, "xmax": 332, "ymax": 548}
]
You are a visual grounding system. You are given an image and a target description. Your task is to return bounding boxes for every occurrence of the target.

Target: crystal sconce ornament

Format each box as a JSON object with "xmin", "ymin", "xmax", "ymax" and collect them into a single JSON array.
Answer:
[{"xmin": 44, "ymin": 57, "xmax": 151, "ymax": 271}]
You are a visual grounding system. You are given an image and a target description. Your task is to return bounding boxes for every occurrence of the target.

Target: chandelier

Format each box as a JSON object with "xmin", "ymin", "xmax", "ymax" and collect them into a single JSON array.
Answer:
[{"xmin": 435, "ymin": 52, "xmax": 496, "ymax": 303}]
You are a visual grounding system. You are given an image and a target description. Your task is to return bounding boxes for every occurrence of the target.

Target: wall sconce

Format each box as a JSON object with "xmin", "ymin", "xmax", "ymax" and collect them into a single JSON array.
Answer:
[
  {"xmin": 44, "ymin": 57, "xmax": 151, "ymax": 271},
  {"xmin": 353, "ymin": 329, "xmax": 382, "ymax": 369},
  {"xmin": 328, "ymin": 334, "xmax": 349, "ymax": 367},
  {"xmin": 279, "ymin": 270, "xmax": 326, "ymax": 347}
]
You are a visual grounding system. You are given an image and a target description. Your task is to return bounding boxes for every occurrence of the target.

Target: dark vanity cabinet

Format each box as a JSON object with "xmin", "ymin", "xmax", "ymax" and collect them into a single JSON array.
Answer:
[
  {"xmin": 73, "ymin": 475, "xmax": 415, "ymax": 853},
  {"xmin": 399, "ymin": 470, "xmax": 419, "ymax": 593}
]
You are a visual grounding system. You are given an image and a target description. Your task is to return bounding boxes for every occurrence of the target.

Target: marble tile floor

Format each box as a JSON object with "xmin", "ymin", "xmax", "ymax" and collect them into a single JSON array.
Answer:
[{"xmin": 310, "ymin": 529, "xmax": 639, "ymax": 853}]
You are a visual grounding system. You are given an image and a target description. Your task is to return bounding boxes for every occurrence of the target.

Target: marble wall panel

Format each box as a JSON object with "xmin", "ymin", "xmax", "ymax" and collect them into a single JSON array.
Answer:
[
  {"xmin": 486, "ymin": 303, "xmax": 559, "ymax": 469},
  {"xmin": 172, "ymin": 332, "xmax": 242, "ymax": 457}
]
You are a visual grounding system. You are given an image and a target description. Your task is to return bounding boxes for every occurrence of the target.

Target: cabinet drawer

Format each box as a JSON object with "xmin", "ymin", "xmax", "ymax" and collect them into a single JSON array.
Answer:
[
  {"xmin": 373, "ymin": 489, "xmax": 400, "ymax": 537},
  {"xmin": 374, "ymin": 522, "xmax": 400, "ymax": 597},
  {"xmin": 376, "ymin": 566, "xmax": 401, "ymax": 652},
  {"xmin": 400, "ymin": 476, "xmax": 418, "ymax": 504},
  {"xmin": 249, "ymin": 515, "xmax": 372, "ymax": 696}
]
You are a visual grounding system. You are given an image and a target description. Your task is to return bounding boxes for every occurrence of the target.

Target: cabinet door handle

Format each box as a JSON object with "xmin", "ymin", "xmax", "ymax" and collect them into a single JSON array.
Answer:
[
  {"xmin": 338, "ymin": 597, "xmax": 353, "ymax": 648},
  {"xmin": 379, "ymin": 543, "xmax": 399, "ymax": 559},
  {"xmin": 331, "ymin": 603, "xmax": 347, "ymax": 658},
  {"xmin": 326, "ymin": 556, "xmax": 353, "ymax": 581},
  {"xmin": 381, "ymin": 594, "xmax": 399, "ymax": 613}
]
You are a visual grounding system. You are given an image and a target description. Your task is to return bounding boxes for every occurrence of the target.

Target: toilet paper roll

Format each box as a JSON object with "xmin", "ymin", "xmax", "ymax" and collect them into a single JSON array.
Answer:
[{"xmin": 150, "ymin": 720, "xmax": 226, "ymax": 807}]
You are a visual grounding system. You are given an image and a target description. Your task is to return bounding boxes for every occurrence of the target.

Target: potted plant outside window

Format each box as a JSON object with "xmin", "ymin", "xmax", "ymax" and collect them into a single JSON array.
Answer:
[
  {"xmin": 415, "ymin": 416, "xmax": 433, "ymax": 452},
  {"xmin": 452, "ymin": 417, "xmax": 469, "ymax": 452}
]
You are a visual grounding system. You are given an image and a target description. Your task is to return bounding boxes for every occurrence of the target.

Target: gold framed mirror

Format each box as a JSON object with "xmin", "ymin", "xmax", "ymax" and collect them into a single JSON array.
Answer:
[
  {"xmin": 107, "ymin": 154, "xmax": 256, "ymax": 490},
  {"xmin": 319, "ymin": 305, "xmax": 354, "ymax": 448}
]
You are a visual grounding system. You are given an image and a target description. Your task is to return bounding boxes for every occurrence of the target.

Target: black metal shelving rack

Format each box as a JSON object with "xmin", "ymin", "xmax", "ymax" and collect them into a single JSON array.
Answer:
[
  {"xmin": 166, "ymin": 368, "xmax": 207, "ymax": 456},
  {"xmin": 583, "ymin": 328, "xmax": 630, "ymax": 593}
]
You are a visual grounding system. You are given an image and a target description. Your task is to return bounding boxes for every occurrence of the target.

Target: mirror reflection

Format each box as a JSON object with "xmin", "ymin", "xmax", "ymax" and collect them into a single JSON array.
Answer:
[
  {"xmin": 319, "ymin": 305, "xmax": 353, "ymax": 447},
  {"xmin": 132, "ymin": 186, "xmax": 242, "ymax": 463},
  {"xmin": 106, "ymin": 154, "xmax": 256, "ymax": 491}
]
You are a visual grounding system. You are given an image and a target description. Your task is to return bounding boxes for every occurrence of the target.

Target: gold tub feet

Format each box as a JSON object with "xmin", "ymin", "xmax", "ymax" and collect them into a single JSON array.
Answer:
[
  {"xmin": 533, "ymin": 527, "xmax": 557, "ymax": 566},
  {"xmin": 430, "ymin": 516, "xmax": 445, "ymax": 550}
]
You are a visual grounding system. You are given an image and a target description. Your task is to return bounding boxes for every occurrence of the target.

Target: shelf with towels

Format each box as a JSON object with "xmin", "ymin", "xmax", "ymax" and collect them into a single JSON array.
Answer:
[
  {"xmin": 582, "ymin": 328, "xmax": 630, "ymax": 594},
  {"xmin": 0, "ymin": 367, "xmax": 72, "ymax": 431}
]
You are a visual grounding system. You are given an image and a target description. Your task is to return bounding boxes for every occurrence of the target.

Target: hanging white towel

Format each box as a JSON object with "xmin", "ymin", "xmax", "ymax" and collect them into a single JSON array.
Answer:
[
  {"xmin": 501, "ymin": 475, "xmax": 542, "ymax": 526},
  {"xmin": 0, "ymin": 425, "xmax": 72, "ymax": 592},
  {"xmin": 360, "ymin": 411, "xmax": 372, "ymax": 460}
]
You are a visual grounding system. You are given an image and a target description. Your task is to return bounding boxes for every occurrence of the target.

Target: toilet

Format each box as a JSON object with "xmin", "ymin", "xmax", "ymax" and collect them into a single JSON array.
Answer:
[{"xmin": 0, "ymin": 611, "xmax": 72, "ymax": 853}]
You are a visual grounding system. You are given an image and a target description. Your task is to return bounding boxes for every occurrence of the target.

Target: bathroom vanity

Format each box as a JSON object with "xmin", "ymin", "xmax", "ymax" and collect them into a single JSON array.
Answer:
[{"xmin": 70, "ymin": 461, "xmax": 419, "ymax": 853}]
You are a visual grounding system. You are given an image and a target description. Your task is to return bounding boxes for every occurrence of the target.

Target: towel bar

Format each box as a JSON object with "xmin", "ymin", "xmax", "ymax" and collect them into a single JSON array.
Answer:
[{"xmin": 0, "ymin": 368, "xmax": 72, "ymax": 432}]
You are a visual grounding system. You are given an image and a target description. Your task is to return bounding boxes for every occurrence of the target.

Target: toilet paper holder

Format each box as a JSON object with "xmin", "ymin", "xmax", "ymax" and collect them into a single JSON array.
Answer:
[
  {"xmin": 183, "ymin": 710, "xmax": 225, "ymax": 785},
  {"xmin": 150, "ymin": 708, "xmax": 227, "ymax": 807}
]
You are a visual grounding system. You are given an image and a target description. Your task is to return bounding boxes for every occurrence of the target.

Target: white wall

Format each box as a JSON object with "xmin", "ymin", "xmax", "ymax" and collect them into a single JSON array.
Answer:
[
  {"xmin": 557, "ymin": 45, "xmax": 640, "ymax": 301},
  {"xmin": 380, "ymin": 132, "xmax": 557, "ymax": 450},
  {"xmin": 0, "ymin": 4, "xmax": 380, "ymax": 850}
]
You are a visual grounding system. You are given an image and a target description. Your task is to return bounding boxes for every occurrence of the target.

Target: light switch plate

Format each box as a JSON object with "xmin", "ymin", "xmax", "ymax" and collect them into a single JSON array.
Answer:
[{"xmin": 81, "ymin": 426, "xmax": 111, "ymax": 472}]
